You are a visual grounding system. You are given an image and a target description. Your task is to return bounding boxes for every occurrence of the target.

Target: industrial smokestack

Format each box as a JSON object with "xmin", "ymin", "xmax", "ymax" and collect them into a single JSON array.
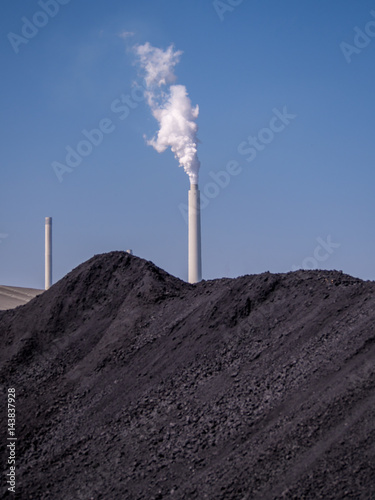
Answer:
[
  {"xmin": 188, "ymin": 183, "xmax": 202, "ymax": 284},
  {"xmin": 45, "ymin": 217, "xmax": 52, "ymax": 290},
  {"xmin": 134, "ymin": 43, "xmax": 202, "ymax": 281}
]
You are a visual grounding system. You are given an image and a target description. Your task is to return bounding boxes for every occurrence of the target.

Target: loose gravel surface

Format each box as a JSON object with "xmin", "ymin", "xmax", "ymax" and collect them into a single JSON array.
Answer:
[{"xmin": 1, "ymin": 251, "xmax": 374, "ymax": 499}]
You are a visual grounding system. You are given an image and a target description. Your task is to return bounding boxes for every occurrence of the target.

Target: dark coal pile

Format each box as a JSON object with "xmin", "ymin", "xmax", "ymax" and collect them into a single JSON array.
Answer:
[{"xmin": 1, "ymin": 251, "xmax": 375, "ymax": 500}]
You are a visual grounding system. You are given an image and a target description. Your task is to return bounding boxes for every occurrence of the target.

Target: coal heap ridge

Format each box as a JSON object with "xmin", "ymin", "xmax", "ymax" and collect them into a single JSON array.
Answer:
[{"xmin": 1, "ymin": 251, "xmax": 375, "ymax": 499}]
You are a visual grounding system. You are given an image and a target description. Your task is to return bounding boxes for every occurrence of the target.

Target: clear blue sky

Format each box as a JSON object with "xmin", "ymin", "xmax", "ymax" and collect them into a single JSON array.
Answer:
[{"xmin": 1, "ymin": 0, "xmax": 375, "ymax": 288}]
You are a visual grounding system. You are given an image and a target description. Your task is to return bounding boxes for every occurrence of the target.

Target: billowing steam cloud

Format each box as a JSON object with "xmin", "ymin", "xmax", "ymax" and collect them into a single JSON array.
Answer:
[{"xmin": 134, "ymin": 43, "xmax": 200, "ymax": 184}]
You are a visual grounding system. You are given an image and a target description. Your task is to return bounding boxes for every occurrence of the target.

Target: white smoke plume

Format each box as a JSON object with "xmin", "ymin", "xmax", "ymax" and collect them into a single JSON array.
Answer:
[{"xmin": 134, "ymin": 42, "xmax": 200, "ymax": 184}]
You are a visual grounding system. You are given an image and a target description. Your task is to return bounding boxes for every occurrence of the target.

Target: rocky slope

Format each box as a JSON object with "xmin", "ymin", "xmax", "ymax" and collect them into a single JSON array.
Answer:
[{"xmin": 1, "ymin": 251, "xmax": 374, "ymax": 499}]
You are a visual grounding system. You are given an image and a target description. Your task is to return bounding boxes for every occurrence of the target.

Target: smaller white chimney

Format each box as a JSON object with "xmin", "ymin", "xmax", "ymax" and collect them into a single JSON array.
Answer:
[
  {"xmin": 126, "ymin": 249, "xmax": 133, "ymax": 255},
  {"xmin": 45, "ymin": 217, "xmax": 52, "ymax": 290}
]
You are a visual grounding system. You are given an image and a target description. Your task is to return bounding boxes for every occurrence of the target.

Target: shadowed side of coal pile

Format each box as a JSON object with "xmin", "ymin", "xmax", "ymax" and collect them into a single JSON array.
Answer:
[{"xmin": 1, "ymin": 253, "xmax": 375, "ymax": 500}]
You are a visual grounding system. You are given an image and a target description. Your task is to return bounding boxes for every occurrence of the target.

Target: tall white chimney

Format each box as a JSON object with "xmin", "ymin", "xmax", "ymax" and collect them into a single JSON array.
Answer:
[
  {"xmin": 45, "ymin": 217, "xmax": 52, "ymax": 290},
  {"xmin": 188, "ymin": 183, "xmax": 202, "ymax": 283}
]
